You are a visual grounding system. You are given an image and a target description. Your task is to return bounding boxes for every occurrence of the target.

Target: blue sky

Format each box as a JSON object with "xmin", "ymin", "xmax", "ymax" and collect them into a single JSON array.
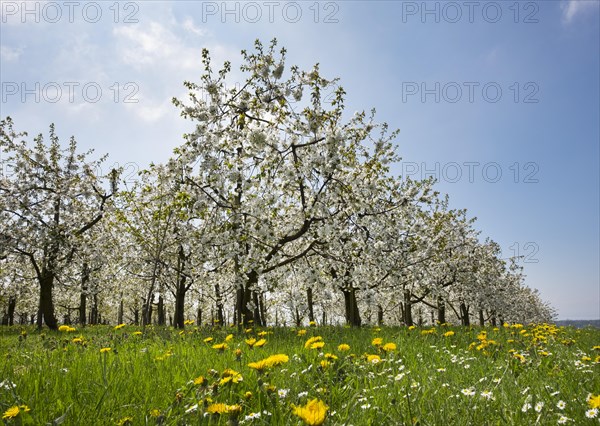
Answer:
[{"xmin": 1, "ymin": 0, "xmax": 598, "ymax": 319}]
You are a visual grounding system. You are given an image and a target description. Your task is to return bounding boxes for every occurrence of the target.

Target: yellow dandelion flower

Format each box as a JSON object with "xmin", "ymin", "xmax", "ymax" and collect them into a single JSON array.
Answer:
[
  {"xmin": 372, "ymin": 337, "xmax": 383, "ymax": 346},
  {"xmin": 408, "ymin": 325, "xmax": 416, "ymax": 330},
  {"xmin": 309, "ymin": 321, "xmax": 317, "ymax": 327},
  {"xmin": 320, "ymin": 360, "xmax": 330, "ymax": 369},
  {"xmin": 212, "ymin": 343, "xmax": 228, "ymax": 351},
  {"xmin": 382, "ymin": 343, "xmax": 396, "ymax": 352},
  {"xmin": 337, "ymin": 344, "xmax": 350, "ymax": 351},
  {"xmin": 310, "ymin": 341, "xmax": 325, "ymax": 350},
  {"xmin": 116, "ymin": 416, "xmax": 133, "ymax": 425},
  {"xmin": 206, "ymin": 403, "xmax": 242, "ymax": 415},
  {"xmin": 248, "ymin": 354, "xmax": 289, "ymax": 371},
  {"xmin": 253, "ymin": 339, "xmax": 267, "ymax": 348},
  {"xmin": 193, "ymin": 376, "xmax": 205, "ymax": 385},
  {"xmin": 245, "ymin": 338, "xmax": 257, "ymax": 347},
  {"xmin": 72, "ymin": 337, "xmax": 83, "ymax": 344},
  {"xmin": 366, "ymin": 354, "xmax": 381, "ymax": 364},
  {"xmin": 258, "ymin": 331, "xmax": 268, "ymax": 337},
  {"xmin": 324, "ymin": 353, "xmax": 338, "ymax": 360},
  {"xmin": 244, "ymin": 391, "xmax": 253, "ymax": 399},
  {"xmin": 100, "ymin": 347, "xmax": 111, "ymax": 353},
  {"xmin": 114, "ymin": 323, "xmax": 126, "ymax": 330},
  {"xmin": 2, "ymin": 406, "xmax": 20, "ymax": 419},
  {"xmin": 297, "ymin": 329, "xmax": 307, "ymax": 336},
  {"xmin": 443, "ymin": 331, "xmax": 455, "ymax": 337},
  {"xmin": 304, "ymin": 336, "xmax": 323, "ymax": 349},
  {"xmin": 149, "ymin": 409, "xmax": 161, "ymax": 417},
  {"xmin": 58, "ymin": 325, "xmax": 70, "ymax": 332},
  {"xmin": 225, "ymin": 334, "xmax": 234, "ymax": 342},
  {"xmin": 291, "ymin": 398, "xmax": 328, "ymax": 426},
  {"xmin": 132, "ymin": 331, "xmax": 142, "ymax": 336},
  {"xmin": 203, "ymin": 337, "xmax": 214, "ymax": 343},
  {"xmin": 588, "ymin": 394, "xmax": 600, "ymax": 409}
]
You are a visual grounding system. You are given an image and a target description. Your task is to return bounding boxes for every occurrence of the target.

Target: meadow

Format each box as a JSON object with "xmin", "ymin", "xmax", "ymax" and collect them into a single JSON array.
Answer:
[{"xmin": 1, "ymin": 323, "xmax": 598, "ymax": 425}]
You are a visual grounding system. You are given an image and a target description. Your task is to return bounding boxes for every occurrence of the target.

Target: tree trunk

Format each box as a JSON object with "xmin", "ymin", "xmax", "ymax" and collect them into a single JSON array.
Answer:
[
  {"xmin": 235, "ymin": 271, "xmax": 257, "ymax": 326},
  {"xmin": 259, "ymin": 292, "xmax": 266, "ymax": 326},
  {"xmin": 197, "ymin": 307, "xmax": 202, "ymax": 326},
  {"xmin": 118, "ymin": 298, "xmax": 124, "ymax": 324},
  {"xmin": 478, "ymin": 309, "xmax": 485, "ymax": 327},
  {"xmin": 343, "ymin": 288, "xmax": 361, "ymax": 327},
  {"xmin": 321, "ymin": 308, "xmax": 326, "ymax": 326},
  {"xmin": 174, "ymin": 284, "xmax": 186, "ymax": 329},
  {"xmin": 490, "ymin": 310, "xmax": 497, "ymax": 327},
  {"xmin": 437, "ymin": 296, "xmax": 446, "ymax": 324},
  {"xmin": 134, "ymin": 308, "xmax": 139, "ymax": 326},
  {"xmin": 79, "ymin": 262, "xmax": 89, "ymax": 326},
  {"xmin": 403, "ymin": 290, "xmax": 413, "ymax": 327},
  {"xmin": 252, "ymin": 291, "xmax": 262, "ymax": 326},
  {"xmin": 38, "ymin": 268, "xmax": 58, "ymax": 330},
  {"xmin": 377, "ymin": 305, "xmax": 384, "ymax": 326},
  {"xmin": 7, "ymin": 296, "xmax": 16, "ymax": 326},
  {"xmin": 460, "ymin": 302, "xmax": 470, "ymax": 326},
  {"xmin": 307, "ymin": 287, "xmax": 315, "ymax": 324},
  {"xmin": 214, "ymin": 284, "xmax": 224, "ymax": 326},
  {"xmin": 157, "ymin": 294, "xmax": 165, "ymax": 326}
]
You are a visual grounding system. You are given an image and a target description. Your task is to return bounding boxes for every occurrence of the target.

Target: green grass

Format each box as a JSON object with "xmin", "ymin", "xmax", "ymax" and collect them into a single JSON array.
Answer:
[{"xmin": 1, "ymin": 323, "xmax": 599, "ymax": 425}]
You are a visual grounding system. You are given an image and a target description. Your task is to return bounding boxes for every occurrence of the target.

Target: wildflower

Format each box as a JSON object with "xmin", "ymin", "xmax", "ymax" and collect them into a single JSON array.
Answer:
[
  {"xmin": 481, "ymin": 390, "xmax": 494, "ymax": 400},
  {"xmin": 360, "ymin": 404, "xmax": 371, "ymax": 409},
  {"xmin": 297, "ymin": 329, "xmax": 307, "ymax": 336},
  {"xmin": 206, "ymin": 403, "xmax": 242, "ymax": 415},
  {"xmin": 116, "ymin": 416, "xmax": 133, "ymax": 425},
  {"xmin": 585, "ymin": 408, "xmax": 598, "ymax": 418},
  {"xmin": 132, "ymin": 331, "xmax": 142, "ymax": 336},
  {"xmin": 225, "ymin": 334, "xmax": 234, "ymax": 342},
  {"xmin": 324, "ymin": 353, "xmax": 338, "ymax": 360},
  {"xmin": 443, "ymin": 331, "xmax": 455, "ymax": 337},
  {"xmin": 372, "ymin": 338, "xmax": 383, "ymax": 346},
  {"xmin": 257, "ymin": 331, "xmax": 268, "ymax": 337},
  {"xmin": 382, "ymin": 343, "xmax": 396, "ymax": 352},
  {"xmin": 522, "ymin": 403, "xmax": 532, "ymax": 412},
  {"xmin": 320, "ymin": 360, "xmax": 330, "ymax": 369},
  {"xmin": 309, "ymin": 321, "xmax": 316, "ymax": 327},
  {"xmin": 557, "ymin": 415, "xmax": 569, "ymax": 424},
  {"xmin": 588, "ymin": 394, "xmax": 600, "ymax": 409},
  {"xmin": 100, "ymin": 347, "xmax": 111, "ymax": 353},
  {"xmin": 304, "ymin": 336, "xmax": 323, "ymax": 349},
  {"xmin": 245, "ymin": 338, "xmax": 257, "ymax": 347},
  {"xmin": 248, "ymin": 354, "xmax": 289, "ymax": 371},
  {"xmin": 114, "ymin": 323, "xmax": 126, "ymax": 330},
  {"xmin": 278, "ymin": 389, "xmax": 289, "ymax": 398},
  {"xmin": 461, "ymin": 388, "xmax": 475, "ymax": 397},
  {"xmin": 203, "ymin": 337, "xmax": 214, "ymax": 343},
  {"xmin": 149, "ymin": 409, "xmax": 161, "ymax": 417},
  {"xmin": 3, "ymin": 405, "xmax": 29, "ymax": 419},
  {"xmin": 338, "ymin": 344, "xmax": 350, "ymax": 351},
  {"xmin": 310, "ymin": 341, "xmax": 325, "ymax": 350},
  {"xmin": 291, "ymin": 399, "xmax": 328, "ymax": 425},
  {"xmin": 437, "ymin": 368, "xmax": 446, "ymax": 373},
  {"xmin": 254, "ymin": 339, "xmax": 267, "ymax": 348},
  {"xmin": 58, "ymin": 325, "xmax": 71, "ymax": 332},
  {"xmin": 366, "ymin": 354, "xmax": 381, "ymax": 364},
  {"xmin": 194, "ymin": 376, "xmax": 205, "ymax": 385},
  {"xmin": 234, "ymin": 348, "xmax": 242, "ymax": 360},
  {"xmin": 534, "ymin": 402, "xmax": 544, "ymax": 412},
  {"xmin": 244, "ymin": 391, "xmax": 253, "ymax": 399},
  {"xmin": 212, "ymin": 343, "xmax": 228, "ymax": 351},
  {"xmin": 408, "ymin": 325, "xmax": 416, "ymax": 330},
  {"xmin": 557, "ymin": 400, "xmax": 566, "ymax": 410},
  {"xmin": 72, "ymin": 337, "xmax": 83, "ymax": 344},
  {"xmin": 220, "ymin": 369, "xmax": 243, "ymax": 384}
]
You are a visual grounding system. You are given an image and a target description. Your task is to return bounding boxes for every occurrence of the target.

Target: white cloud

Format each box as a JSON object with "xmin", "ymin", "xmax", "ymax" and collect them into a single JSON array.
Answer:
[
  {"xmin": 0, "ymin": 45, "xmax": 22, "ymax": 61},
  {"xmin": 561, "ymin": 0, "xmax": 598, "ymax": 23},
  {"xmin": 182, "ymin": 17, "xmax": 207, "ymax": 36}
]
